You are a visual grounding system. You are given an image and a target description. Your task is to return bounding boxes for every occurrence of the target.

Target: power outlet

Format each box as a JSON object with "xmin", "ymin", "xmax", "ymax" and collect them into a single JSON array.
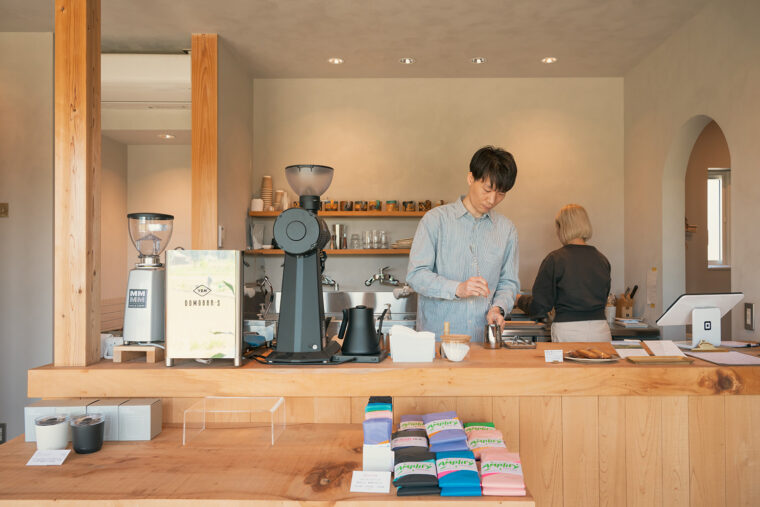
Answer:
[
  {"xmin": 0, "ymin": 202, "xmax": 8, "ymax": 218},
  {"xmin": 0, "ymin": 422, "xmax": 6, "ymax": 444},
  {"xmin": 745, "ymin": 303, "xmax": 755, "ymax": 331}
]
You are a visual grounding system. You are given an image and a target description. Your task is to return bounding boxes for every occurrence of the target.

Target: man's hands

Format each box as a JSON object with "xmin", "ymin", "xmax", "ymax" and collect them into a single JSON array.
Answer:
[
  {"xmin": 487, "ymin": 306, "xmax": 506, "ymax": 327},
  {"xmin": 455, "ymin": 277, "xmax": 505, "ymax": 326},
  {"xmin": 456, "ymin": 277, "xmax": 489, "ymax": 298}
]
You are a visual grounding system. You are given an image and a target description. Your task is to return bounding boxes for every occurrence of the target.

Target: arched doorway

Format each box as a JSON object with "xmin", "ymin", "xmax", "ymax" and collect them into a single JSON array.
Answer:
[
  {"xmin": 661, "ymin": 115, "xmax": 732, "ymax": 339},
  {"xmin": 685, "ymin": 121, "xmax": 732, "ymax": 337}
]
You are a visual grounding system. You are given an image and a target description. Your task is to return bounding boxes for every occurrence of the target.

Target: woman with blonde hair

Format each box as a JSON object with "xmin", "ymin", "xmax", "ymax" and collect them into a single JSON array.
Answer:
[{"xmin": 516, "ymin": 204, "xmax": 612, "ymax": 342}]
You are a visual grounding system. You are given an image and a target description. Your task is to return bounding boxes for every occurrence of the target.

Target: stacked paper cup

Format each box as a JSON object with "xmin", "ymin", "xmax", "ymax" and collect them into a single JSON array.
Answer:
[
  {"xmin": 261, "ymin": 176, "xmax": 273, "ymax": 210},
  {"xmin": 274, "ymin": 189, "xmax": 285, "ymax": 210}
]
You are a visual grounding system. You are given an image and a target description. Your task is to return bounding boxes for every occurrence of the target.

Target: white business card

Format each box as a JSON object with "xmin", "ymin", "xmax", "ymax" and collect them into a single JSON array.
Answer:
[
  {"xmin": 350, "ymin": 470, "xmax": 391, "ymax": 493},
  {"xmin": 544, "ymin": 350, "xmax": 564, "ymax": 363},
  {"xmin": 26, "ymin": 449, "xmax": 71, "ymax": 466}
]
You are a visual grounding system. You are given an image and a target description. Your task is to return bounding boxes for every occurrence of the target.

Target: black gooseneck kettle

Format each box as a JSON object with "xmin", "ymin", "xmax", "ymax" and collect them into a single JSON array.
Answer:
[{"xmin": 338, "ymin": 305, "xmax": 381, "ymax": 355}]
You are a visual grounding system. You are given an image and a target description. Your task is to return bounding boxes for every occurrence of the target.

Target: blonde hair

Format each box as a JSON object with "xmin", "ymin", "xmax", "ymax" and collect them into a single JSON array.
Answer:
[{"xmin": 555, "ymin": 204, "xmax": 592, "ymax": 245}]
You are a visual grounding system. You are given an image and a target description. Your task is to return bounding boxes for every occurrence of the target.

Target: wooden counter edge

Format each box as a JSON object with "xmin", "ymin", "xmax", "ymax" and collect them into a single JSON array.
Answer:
[{"xmin": 27, "ymin": 360, "xmax": 760, "ymax": 398}]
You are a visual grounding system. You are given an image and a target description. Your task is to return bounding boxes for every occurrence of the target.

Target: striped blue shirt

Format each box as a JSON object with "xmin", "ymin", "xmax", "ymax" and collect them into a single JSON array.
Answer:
[{"xmin": 406, "ymin": 198, "xmax": 520, "ymax": 341}]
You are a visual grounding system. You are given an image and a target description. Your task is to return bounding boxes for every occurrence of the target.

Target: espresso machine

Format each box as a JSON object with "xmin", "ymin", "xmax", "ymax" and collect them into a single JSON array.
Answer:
[
  {"xmin": 266, "ymin": 165, "xmax": 342, "ymax": 363},
  {"xmin": 123, "ymin": 212, "xmax": 174, "ymax": 343}
]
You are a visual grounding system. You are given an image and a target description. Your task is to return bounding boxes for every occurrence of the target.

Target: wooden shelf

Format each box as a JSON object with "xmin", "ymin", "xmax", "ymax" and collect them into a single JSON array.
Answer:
[
  {"xmin": 0, "ymin": 425, "xmax": 535, "ymax": 505},
  {"xmin": 245, "ymin": 248, "xmax": 410, "ymax": 255},
  {"xmin": 249, "ymin": 210, "xmax": 426, "ymax": 217}
]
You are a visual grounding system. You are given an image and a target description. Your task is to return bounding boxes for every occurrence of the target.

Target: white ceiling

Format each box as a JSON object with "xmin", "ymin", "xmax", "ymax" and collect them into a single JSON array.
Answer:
[{"xmin": 1, "ymin": 0, "xmax": 712, "ymax": 77}]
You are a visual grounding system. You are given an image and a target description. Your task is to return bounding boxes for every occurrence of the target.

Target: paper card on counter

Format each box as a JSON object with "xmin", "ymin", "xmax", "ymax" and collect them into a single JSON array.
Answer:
[
  {"xmin": 26, "ymin": 449, "xmax": 71, "ymax": 466},
  {"xmin": 720, "ymin": 340, "xmax": 760, "ymax": 348},
  {"xmin": 544, "ymin": 350, "xmax": 563, "ymax": 363},
  {"xmin": 685, "ymin": 351, "xmax": 760, "ymax": 366},
  {"xmin": 350, "ymin": 470, "xmax": 391, "ymax": 493},
  {"xmin": 645, "ymin": 340, "xmax": 686, "ymax": 357}
]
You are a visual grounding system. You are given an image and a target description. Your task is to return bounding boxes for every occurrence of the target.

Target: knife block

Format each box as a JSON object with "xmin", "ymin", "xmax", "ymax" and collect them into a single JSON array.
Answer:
[{"xmin": 616, "ymin": 295, "xmax": 634, "ymax": 318}]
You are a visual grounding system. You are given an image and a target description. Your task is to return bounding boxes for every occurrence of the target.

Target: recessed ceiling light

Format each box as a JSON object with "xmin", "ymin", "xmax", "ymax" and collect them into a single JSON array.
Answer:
[
  {"xmin": 157, "ymin": 133, "xmax": 175, "ymax": 140},
  {"xmin": 327, "ymin": 57, "xmax": 344, "ymax": 65},
  {"xmin": 471, "ymin": 57, "xmax": 487, "ymax": 64},
  {"xmin": 399, "ymin": 57, "xmax": 416, "ymax": 65},
  {"xmin": 541, "ymin": 56, "xmax": 558, "ymax": 64}
]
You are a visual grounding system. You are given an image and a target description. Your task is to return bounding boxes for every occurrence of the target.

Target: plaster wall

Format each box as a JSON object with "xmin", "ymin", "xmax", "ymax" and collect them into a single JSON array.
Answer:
[
  {"xmin": 0, "ymin": 33, "xmax": 53, "ymax": 439},
  {"xmin": 624, "ymin": 0, "xmax": 760, "ymax": 338},
  {"xmin": 252, "ymin": 78, "xmax": 624, "ymax": 294}
]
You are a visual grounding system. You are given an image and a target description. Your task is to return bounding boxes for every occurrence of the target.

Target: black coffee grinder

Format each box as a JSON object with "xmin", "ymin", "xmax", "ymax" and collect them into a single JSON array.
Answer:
[{"xmin": 266, "ymin": 164, "xmax": 342, "ymax": 364}]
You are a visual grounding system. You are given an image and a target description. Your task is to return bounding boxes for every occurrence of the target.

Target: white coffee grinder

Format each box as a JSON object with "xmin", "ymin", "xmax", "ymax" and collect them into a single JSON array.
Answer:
[{"xmin": 123, "ymin": 212, "xmax": 174, "ymax": 343}]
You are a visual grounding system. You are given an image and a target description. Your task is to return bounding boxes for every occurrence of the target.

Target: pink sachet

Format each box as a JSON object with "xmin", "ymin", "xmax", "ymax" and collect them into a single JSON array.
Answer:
[
  {"xmin": 466, "ymin": 429, "xmax": 506, "ymax": 459},
  {"xmin": 479, "ymin": 449, "xmax": 525, "ymax": 494}
]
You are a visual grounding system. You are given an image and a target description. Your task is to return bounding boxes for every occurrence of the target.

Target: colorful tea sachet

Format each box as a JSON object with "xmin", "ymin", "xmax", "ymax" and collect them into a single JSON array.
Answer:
[
  {"xmin": 435, "ymin": 450, "xmax": 482, "ymax": 497},
  {"xmin": 365, "ymin": 410, "xmax": 393, "ymax": 420},
  {"xmin": 365, "ymin": 403, "xmax": 392, "ymax": 413},
  {"xmin": 466, "ymin": 429, "xmax": 507, "ymax": 459},
  {"xmin": 479, "ymin": 449, "xmax": 526, "ymax": 496},
  {"xmin": 398, "ymin": 414, "xmax": 424, "ymax": 431},
  {"xmin": 391, "ymin": 429, "xmax": 428, "ymax": 451},
  {"xmin": 362, "ymin": 397, "xmax": 394, "ymax": 472},
  {"xmin": 363, "ymin": 418, "xmax": 392, "ymax": 444},
  {"xmin": 463, "ymin": 421, "xmax": 495, "ymax": 436},
  {"xmin": 363, "ymin": 397, "xmax": 392, "ymax": 445},
  {"xmin": 423, "ymin": 411, "xmax": 468, "ymax": 452},
  {"xmin": 393, "ymin": 448, "xmax": 441, "ymax": 496}
]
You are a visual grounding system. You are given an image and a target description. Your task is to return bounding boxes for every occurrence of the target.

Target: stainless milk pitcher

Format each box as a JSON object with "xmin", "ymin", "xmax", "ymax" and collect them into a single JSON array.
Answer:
[{"xmin": 484, "ymin": 324, "xmax": 502, "ymax": 349}]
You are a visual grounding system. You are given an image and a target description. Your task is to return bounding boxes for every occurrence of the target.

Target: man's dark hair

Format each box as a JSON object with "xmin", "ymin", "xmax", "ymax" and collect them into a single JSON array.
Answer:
[{"xmin": 469, "ymin": 146, "xmax": 517, "ymax": 193}]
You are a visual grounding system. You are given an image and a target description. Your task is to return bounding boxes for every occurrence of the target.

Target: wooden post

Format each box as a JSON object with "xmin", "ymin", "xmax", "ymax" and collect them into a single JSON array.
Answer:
[
  {"xmin": 54, "ymin": 0, "xmax": 101, "ymax": 366},
  {"xmin": 191, "ymin": 33, "xmax": 218, "ymax": 249}
]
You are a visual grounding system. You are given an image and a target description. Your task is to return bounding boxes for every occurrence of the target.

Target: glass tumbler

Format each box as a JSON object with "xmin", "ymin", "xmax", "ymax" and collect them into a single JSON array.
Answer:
[
  {"xmin": 379, "ymin": 230, "xmax": 388, "ymax": 249},
  {"xmin": 350, "ymin": 233, "xmax": 361, "ymax": 249},
  {"xmin": 362, "ymin": 230, "xmax": 372, "ymax": 249},
  {"xmin": 371, "ymin": 230, "xmax": 381, "ymax": 249}
]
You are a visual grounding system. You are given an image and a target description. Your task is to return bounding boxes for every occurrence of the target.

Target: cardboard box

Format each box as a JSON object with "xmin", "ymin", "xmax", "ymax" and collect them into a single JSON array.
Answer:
[
  {"xmin": 24, "ymin": 399, "xmax": 99, "ymax": 442},
  {"xmin": 118, "ymin": 398, "xmax": 162, "ymax": 441},
  {"xmin": 88, "ymin": 398, "xmax": 130, "ymax": 441}
]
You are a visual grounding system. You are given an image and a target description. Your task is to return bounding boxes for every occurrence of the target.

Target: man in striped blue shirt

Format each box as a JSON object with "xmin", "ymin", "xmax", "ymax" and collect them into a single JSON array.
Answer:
[{"xmin": 406, "ymin": 146, "xmax": 519, "ymax": 342}]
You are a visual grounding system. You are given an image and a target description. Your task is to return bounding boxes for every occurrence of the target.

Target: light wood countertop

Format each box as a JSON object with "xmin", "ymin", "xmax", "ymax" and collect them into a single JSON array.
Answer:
[{"xmin": 28, "ymin": 342, "xmax": 760, "ymax": 399}]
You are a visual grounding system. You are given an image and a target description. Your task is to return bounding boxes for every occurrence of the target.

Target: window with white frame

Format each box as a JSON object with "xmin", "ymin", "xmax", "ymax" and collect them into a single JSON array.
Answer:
[{"xmin": 707, "ymin": 168, "xmax": 730, "ymax": 266}]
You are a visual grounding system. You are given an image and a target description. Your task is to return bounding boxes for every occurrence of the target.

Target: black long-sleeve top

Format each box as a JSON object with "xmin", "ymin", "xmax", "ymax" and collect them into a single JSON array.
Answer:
[{"xmin": 517, "ymin": 244, "xmax": 611, "ymax": 322}]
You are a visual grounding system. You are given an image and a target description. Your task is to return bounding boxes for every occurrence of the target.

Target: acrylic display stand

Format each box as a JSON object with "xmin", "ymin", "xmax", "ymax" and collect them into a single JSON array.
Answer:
[{"xmin": 182, "ymin": 396, "xmax": 285, "ymax": 447}]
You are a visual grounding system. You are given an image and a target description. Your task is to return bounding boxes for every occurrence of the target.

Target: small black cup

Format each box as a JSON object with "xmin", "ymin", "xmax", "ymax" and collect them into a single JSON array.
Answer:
[{"xmin": 70, "ymin": 413, "xmax": 105, "ymax": 454}]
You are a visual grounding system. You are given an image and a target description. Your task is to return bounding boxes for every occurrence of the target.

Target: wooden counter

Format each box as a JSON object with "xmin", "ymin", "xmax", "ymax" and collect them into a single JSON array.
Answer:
[
  {"xmin": 0, "ymin": 425, "xmax": 534, "ymax": 506},
  {"xmin": 28, "ymin": 342, "xmax": 760, "ymax": 399},
  {"xmin": 25, "ymin": 342, "xmax": 760, "ymax": 506}
]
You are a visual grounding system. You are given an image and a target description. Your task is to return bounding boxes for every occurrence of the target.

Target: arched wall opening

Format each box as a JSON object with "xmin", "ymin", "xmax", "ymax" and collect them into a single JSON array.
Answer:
[{"xmin": 661, "ymin": 115, "xmax": 732, "ymax": 339}]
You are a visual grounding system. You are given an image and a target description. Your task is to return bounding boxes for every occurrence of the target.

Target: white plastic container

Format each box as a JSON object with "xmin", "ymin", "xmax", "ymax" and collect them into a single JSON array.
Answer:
[{"xmin": 34, "ymin": 415, "xmax": 70, "ymax": 450}]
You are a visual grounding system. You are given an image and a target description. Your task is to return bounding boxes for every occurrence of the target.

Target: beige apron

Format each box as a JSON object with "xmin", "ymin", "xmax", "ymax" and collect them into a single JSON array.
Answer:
[{"xmin": 551, "ymin": 320, "xmax": 612, "ymax": 342}]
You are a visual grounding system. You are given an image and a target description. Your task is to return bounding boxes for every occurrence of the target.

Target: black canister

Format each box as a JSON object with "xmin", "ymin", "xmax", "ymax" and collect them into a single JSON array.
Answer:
[{"xmin": 70, "ymin": 413, "xmax": 105, "ymax": 454}]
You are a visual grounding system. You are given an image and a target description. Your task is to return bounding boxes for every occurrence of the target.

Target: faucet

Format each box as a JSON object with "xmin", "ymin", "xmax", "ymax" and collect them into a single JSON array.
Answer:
[
  {"xmin": 321, "ymin": 273, "xmax": 339, "ymax": 291},
  {"xmin": 365, "ymin": 266, "xmax": 400, "ymax": 287},
  {"xmin": 256, "ymin": 276, "xmax": 274, "ymax": 319}
]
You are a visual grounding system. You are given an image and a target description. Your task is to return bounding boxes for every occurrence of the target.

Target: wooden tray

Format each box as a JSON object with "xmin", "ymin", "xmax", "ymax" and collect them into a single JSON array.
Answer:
[{"xmin": 627, "ymin": 355, "xmax": 694, "ymax": 364}]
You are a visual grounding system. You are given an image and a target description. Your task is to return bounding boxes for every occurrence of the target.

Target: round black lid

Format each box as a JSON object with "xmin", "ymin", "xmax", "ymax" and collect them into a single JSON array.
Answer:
[{"xmin": 127, "ymin": 212, "xmax": 174, "ymax": 220}]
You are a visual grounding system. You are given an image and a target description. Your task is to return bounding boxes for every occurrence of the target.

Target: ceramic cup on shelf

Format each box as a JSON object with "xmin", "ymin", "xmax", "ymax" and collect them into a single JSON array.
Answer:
[
  {"xmin": 34, "ymin": 415, "xmax": 70, "ymax": 450},
  {"xmin": 251, "ymin": 199, "xmax": 264, "ymax": 212},
  {"xmin": 70, "ymin": 413, "xmax": 105, "ymax": 454}
]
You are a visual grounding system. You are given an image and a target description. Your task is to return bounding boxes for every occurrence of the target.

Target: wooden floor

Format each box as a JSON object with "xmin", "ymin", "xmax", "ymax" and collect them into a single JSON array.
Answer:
[{"xmin": 0, "ymin": 425, "xmax": 534, "ymax": 506}]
